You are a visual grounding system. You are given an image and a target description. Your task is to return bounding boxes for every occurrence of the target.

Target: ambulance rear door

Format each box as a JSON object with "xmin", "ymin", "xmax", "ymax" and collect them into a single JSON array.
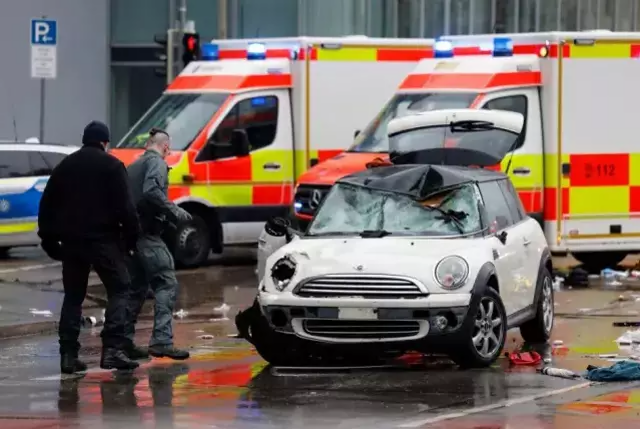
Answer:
[{"xmin": 556, "ymin": 33, "xmax": 640, "ymax": 252}]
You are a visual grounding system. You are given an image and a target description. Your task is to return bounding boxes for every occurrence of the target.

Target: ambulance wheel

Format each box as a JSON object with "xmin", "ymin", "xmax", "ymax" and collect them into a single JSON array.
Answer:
[
  {"xmin": 0, "ymin": 247, "xmax": 9, "ymax": 259},
  {"xmin": 572, "ymin": 251, "xmax": 627, "ymax": 274},
  {"xmin": 174, "ymin": 214, "xmax": 211, "ymax": 269}
]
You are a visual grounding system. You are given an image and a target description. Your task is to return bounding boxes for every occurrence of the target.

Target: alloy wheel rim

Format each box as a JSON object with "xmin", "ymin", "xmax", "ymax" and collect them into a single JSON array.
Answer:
[
  {"xmin": 542, "ymin": 276, "xmax": 554, "ymax": 333},
  {"xmin": 472, "ymin": 297, "xmax": 504, "ymax": 358}
]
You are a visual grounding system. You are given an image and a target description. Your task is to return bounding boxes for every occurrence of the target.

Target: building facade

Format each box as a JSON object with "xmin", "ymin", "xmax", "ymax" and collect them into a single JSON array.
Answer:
[{"xmin": 2, "ymin": 0, "xmax": 640, "ymax": 144}]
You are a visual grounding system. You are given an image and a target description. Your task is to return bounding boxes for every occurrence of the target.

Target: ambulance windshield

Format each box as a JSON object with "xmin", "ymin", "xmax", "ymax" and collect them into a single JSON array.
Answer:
[
  {"xmin": 349, "ymin": 92, "xmax": 477, "ymax": 153},
  {"xmin": 118, "ymin": 93, "xmax": 228, "ymax": 150}
]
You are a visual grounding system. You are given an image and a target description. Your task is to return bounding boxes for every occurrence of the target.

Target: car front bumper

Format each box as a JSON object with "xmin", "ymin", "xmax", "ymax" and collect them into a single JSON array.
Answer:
[{"xmin": 258, "ymin": 291, "xmax": 472, "ymax": 344}]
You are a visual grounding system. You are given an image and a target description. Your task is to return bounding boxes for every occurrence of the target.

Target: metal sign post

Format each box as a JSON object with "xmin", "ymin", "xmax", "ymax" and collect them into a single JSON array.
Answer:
[{"xmin": 30, "ymin": 17, "xmax": 57, "ymax": 143}]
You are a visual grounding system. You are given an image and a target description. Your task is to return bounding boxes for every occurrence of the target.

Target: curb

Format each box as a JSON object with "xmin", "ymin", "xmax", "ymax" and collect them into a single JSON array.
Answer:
[{"xmin": 0, "ymin": 321, "xmax": 58, "ymax": 340}]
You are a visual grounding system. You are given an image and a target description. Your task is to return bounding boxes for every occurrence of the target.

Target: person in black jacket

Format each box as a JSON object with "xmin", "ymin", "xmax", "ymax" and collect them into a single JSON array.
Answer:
[{"xmin": 38, "ymin": 121, "xmax": 142, "ymax": 374}]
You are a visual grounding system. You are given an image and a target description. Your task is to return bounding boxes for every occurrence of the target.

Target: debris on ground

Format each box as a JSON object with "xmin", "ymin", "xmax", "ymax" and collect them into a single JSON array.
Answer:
[
  {"xmin": 29, "ymin": 308, "xmax": 53, "ymax": 317},
  {"xmin": 585, "ymin": 360, "xmax": 640, "ymax": 381},
  {"xmin": 506, "ymin": 351, "xmax": 542, "ymax": 365},
  {"xmin": 613, "ymin": 321, "xmax": 640, "ymax": 327},
  {"xmin": 174, "ymin": 309, "xmax": 188, "ymax": 319},
  {"xmin": 537, "ymin": 366, "xmax": 581, "ymax": 379},
  {"xmin": 197, "ymin": 334, "xmax": 214, "ymax": 340},
  {"xmin": 566, "ymin": 267, "xmax": 589, "ymax": 287},
  {"xmin": 212, "ymin": 303, "xmax": 231, "ymax": 319}
]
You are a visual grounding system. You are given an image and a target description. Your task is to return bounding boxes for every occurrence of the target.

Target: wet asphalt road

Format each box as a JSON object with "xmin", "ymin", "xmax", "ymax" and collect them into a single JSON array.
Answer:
[{"xmin": 1, "ymin": 248, "xmax": 640, "ymax": 428}]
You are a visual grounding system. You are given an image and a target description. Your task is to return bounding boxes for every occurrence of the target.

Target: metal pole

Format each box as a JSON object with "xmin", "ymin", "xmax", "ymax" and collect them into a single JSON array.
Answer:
[
  {"xmin": 444, "ymin": 0, "xmax": 451, "ymax": 35},
  {"xmin": 218, "ymin": 0, "xmax": 228, "ymax": 39},
  {"xmin": 167, "ymin": 29, "xmax": 175, "ymax": 85},
  {"xmin": 39, "ymin": 79, "xmax": 45, "ymax": 142}
]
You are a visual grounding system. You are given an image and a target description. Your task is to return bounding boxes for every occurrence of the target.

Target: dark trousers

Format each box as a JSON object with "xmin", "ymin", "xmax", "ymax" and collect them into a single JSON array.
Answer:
[
  {"xmin": 59, "ymin": 240, "xmax": 131, "ymax": 355},
  {"xmin": 125, "ymin": 235, "xmax": 179, "ymax": 348}
]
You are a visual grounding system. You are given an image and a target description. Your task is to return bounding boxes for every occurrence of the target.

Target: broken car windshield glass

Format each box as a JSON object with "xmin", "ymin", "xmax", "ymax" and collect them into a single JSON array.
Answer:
[{"xmin": 307, "ymin": 183, "xmax": 482, "ymax": 237}]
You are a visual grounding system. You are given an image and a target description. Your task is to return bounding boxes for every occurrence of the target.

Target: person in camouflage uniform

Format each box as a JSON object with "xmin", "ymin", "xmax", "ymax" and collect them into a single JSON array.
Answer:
[{"xmin": 124, "ymin": 128, "xmax": 192, "ymax": 360}]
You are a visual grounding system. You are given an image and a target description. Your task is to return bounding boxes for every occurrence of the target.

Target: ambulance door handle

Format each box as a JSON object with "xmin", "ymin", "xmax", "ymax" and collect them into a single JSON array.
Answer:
[
  {"xmin": 512, "ymin": 167, "xmax": 530, "ymax": 176},
  {"xmin": 263, "ymin": 162, "xmax": 281, "ymax": 171}
]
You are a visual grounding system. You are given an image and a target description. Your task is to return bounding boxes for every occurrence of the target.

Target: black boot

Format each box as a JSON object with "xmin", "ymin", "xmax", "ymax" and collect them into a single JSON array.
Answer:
[
  {"xmin": 60, "ymin": 354, "xmax": 88, "ymax": 374},
  {"xmin": 100, "ymin": 348, "xmax": 140, "ymax": 370},
  {"xmin": 125, "ymin": 344, "xmax": 150, "ymax": 360},
  {"xmin": 148, "ymin": 345, "xmax": 190, "ymax": 360}
]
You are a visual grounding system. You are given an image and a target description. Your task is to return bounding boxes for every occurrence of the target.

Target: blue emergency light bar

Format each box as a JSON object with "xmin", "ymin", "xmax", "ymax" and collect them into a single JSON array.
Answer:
[
  {"xmin": 201, "ymin": 43, "xmax": 220, "ymax": 60},
  {"xmin": 433, "ymin": 37, "xmax": 514, "ymax": 58}
]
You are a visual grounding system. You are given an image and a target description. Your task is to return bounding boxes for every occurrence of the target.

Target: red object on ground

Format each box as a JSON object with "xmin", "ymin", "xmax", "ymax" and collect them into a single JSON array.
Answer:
[{"xmin": 507, "ymin": 351, "xmax": 542, "ymax": 365}]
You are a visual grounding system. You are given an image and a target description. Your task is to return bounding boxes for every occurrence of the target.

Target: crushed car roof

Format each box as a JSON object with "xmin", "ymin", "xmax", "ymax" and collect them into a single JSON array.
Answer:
[{"xmin": 338, "ymin": 162, "xmax": 507, "ymax": 201}]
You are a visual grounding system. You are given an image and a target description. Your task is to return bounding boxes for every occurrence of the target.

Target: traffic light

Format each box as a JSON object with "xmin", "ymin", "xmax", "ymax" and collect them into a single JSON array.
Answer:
[
  {"xmin": 153, "ymin": 33, "xmax": 169, "ymax": 77},
  {"xmin": 182, "ymin": 33, "xmax": 200, "ymax": 67}
]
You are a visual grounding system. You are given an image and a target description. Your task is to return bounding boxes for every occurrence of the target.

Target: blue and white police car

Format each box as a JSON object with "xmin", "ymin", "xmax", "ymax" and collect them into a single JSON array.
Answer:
[{"xmin": 0, "ymin": 141, "xmax": 77, "ymax": 258}]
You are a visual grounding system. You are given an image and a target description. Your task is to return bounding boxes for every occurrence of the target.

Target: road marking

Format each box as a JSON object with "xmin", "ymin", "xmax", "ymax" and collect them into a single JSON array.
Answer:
[
  {"xmin": 0, "ymin": 262, "xmax": 60, "ymax": 275},
  {"xmin": 397, "ymin": 381, "xmax": 593, "ymax": 428}
]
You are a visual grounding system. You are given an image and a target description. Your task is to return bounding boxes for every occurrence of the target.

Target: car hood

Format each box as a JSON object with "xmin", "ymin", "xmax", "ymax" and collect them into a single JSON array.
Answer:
[
  {"xmin": 264, "ymin": 236, "xmax": 490, "ymax": 293},
  {"xmin": 297, "ymin": 153, "xmax": 388, "ymax": 186}
]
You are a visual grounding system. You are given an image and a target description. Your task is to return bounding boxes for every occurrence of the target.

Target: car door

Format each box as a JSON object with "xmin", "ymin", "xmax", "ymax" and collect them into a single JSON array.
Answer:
[
  {"xmin": 195, "ymin": 89, "xmax": 294, "ymax": 243},
  {"xmin": 478, "ymin": 180, "xmax": 523, "ymax": 316},
  {"xmin": 496, "ymin": 178, "xmax": 539, "ymax": 309}
]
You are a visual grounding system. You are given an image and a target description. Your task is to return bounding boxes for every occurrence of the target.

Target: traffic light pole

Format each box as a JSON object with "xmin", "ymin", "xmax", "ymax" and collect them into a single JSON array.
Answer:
[{"xmin": 166, "ymin": 29, "xmax": 178, "ymax": 84}]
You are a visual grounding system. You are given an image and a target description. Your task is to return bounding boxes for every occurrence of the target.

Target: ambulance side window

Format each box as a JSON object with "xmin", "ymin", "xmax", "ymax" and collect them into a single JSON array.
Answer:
[
  {"xmin": 481, "ymin": 95, "xmax": 528, "ymax": 149},
  {"xmin": 202, "ymin": 96, "xmax": 279, "ymax": 160}
]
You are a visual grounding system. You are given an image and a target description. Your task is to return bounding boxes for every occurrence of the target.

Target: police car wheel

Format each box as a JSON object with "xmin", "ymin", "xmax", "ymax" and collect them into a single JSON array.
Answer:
[
  {"xmin": 0, "ymin": 247, "xmax": 9, "ymax": 259},
  {"xmin": 174, "ymin": 214, "xmax": 211, "ymax": 269}
]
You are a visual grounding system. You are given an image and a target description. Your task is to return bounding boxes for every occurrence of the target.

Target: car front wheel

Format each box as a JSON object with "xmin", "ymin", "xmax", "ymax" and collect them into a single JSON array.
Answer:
[
  {"xmin": 450, "ymin": 287, "xmax": 507, "ymax": 369},
  {"xmin": 520, "ymin": 268, "xmax": 554, "ymax": 343}
]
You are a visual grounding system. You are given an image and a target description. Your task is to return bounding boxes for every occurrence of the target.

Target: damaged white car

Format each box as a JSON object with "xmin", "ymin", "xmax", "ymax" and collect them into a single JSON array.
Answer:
[{"xmin": 237, "ymin": 109, "xmax": 554, "ymax": 368}]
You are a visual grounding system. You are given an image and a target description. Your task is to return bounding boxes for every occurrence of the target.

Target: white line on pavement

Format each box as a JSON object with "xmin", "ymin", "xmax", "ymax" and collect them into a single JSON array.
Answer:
[
  {"xmin": 396, "ymin": 381, "xmax": 593, "ymax": 428},
  {"xmin": 0, "ymin": 262, "xmax": 61, "ymax": 275}
]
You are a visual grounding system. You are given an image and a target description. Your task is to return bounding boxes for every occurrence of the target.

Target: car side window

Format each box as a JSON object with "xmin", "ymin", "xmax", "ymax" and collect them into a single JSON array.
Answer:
[
  {"xmin": 0, "ymin": 150, "xmax": 31, "ymax": 179},
  {"xmin": 199, "ymin": 95, "xmax": 279, "ymax": 161},
  {"xmin": 497, "ymin": 179, "xmax": 525, "ymax": 223},
  {"xmin": 41, "ymin": 151, "xmax": 67, "ymax": 170},
  {"xmin": 481, "ymin": 95, "xmax": 527, "ymax": 150},
  {"xmin": 28, "ymin": 152, "xmax": 52, "ymax": 176},
  {"xmin": 479, "ymin": 181, "xmax": 514, "ymax": 230}
]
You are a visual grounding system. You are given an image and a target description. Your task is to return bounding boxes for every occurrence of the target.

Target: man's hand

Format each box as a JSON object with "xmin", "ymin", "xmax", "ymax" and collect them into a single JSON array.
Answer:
[
  {"xmin": 41, "ymin": 239, "xmax": 63, "ymax": 261},
  {"xmin": 176, "ymin": 207, "xmax": 193, "ymax": 223}
]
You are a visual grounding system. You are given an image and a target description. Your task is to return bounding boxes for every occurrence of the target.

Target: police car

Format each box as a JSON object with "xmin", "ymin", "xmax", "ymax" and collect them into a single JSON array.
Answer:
[
  {"xmin": 244, "ymin": 109, "xmax": 554, "ymax": 368},
  {"xmin": 0, "ymin": 141, "xmax": 77, "ymax": 258}
]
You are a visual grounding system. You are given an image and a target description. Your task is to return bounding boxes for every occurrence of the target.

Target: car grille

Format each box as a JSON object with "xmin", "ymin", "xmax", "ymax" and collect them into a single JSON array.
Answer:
[
  {"xmin": 293, "ymin": 185, "xmax": 332, "ymax": 217},
  {"xmin": 294, "ymin": 275, "xmax": 426, "ymax": 299},
  {"xmin": 302, "ymin": 319, "xmax": 422, "ymax": 340}
]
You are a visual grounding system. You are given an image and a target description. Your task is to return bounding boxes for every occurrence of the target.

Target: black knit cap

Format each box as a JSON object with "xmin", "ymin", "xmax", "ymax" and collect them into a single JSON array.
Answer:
[{"xmin": 82, "ymin": 121, "xmax": 110, "ymax": 145}]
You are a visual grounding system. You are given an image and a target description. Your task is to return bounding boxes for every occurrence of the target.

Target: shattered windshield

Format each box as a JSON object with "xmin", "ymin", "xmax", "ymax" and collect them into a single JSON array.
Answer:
[
  {"xmin": 117, "ymin": 93, "xmax": 228, "ymax": 150},
  {"xmin": 389, "ymin": 125, "xmax": 520, "ymax": 159},
  {"xmin": 348, "ymin": 93, "xmax": 477, "ymax": 153},
  {"xmin": 307, "ymin": 183, "xmax": 482, "ymax": 237}
]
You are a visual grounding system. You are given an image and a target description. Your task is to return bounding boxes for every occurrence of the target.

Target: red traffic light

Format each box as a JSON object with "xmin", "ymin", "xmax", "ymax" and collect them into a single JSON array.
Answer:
[{"xmin": 186, "ymin": 36, "xmax": 196, "ymax": 52}]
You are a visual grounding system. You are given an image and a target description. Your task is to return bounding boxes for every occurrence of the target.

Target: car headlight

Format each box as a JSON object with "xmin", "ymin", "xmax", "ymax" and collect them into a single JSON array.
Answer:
[
  {"xmin": 270, "ymin": 255, "xmax": 297, "ymax": 291},
  {"xmin": 435, "ymin": 256, "xmax": 469, "ymax": 290}
]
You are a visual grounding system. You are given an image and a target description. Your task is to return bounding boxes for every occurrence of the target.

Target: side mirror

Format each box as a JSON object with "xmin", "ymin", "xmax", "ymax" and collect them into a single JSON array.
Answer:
[
  {"xmin": 310, "ymin": 158, "xmax": 319, "ymax": 167},
  {"xmin": 230, "ymin": 129, "xmax": 251, "ymax": 157},
  {"xmin": 265, "ymin": 216, "xmax": 291, "ymax": 237},
  {"xmin": 496, "ymin": 230, "xmax": 508, "ymax": 244},
  {"xmin": 354, "ymin": 129, "xmax": 361, "ymax": 138}
]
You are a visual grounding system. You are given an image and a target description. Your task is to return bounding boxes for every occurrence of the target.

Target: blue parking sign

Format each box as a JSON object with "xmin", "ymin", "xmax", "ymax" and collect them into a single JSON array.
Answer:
[{"xmin": 31, "ymin": 19, "xmax": 57, "ymax": 45}]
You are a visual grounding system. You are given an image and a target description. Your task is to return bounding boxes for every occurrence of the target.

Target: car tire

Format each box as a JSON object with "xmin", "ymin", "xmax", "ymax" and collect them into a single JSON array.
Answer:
[
  {"xmin": 0, "ymin": 247, "xmax": 10, "ymax": 259},
  {"xmin": 450, "ymin": 287, "xmax": 507, "ymax": 369},
  {"xmin": 520, "ymin": 268, "xmax": 554, "ymax": 344},
  {"xmin": 173, "ymin": 214, "xmax": 211, "ymax": 269}
]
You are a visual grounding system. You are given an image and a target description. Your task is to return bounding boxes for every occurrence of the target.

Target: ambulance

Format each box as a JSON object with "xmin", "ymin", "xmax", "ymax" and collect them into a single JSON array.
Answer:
[
  {"xmin": 110, "ymin": 36, "xmax": 435, "ymax": 268},
  {"xmin": 293, "ymin": 31, "xmax": 640, "ymax": 273}
]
